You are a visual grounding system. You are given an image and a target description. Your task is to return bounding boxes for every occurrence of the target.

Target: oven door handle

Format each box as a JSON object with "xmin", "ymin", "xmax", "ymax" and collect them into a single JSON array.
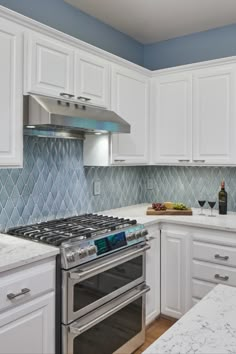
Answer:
[
  {"xmin": 69, "ymin": 285, "xmax": 150, "ymax": 335},
  {"xmin": 69, "ymin": 244, "xmax": 150, "ymax": 281}
]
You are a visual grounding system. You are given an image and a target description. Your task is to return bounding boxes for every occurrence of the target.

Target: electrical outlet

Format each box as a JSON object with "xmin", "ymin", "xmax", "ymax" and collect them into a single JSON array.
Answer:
[
  {"xmin": 93, "ymin": 181, "xmax": 101, "ymax": 196},
  {"xmin": 147, "ymin": 178, "xmax": 153, "ymax": 190}
]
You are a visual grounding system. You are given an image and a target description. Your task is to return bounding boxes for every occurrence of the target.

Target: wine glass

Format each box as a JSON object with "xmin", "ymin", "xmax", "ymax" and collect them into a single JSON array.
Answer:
[
  {"xmin": 208, "ymin": 201, "xmax": 216, "ymax": 217},
  {"xmin": 198, "ymin": 200, "xmax": 206, "ymax": 216}
]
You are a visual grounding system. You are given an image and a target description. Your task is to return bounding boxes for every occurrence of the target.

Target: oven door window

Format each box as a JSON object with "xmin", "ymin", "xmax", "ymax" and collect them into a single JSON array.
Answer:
[
  {"xmin": 73, "ymin": 298, "xmax": 142, "ymax": 354},
  {"xmin": 73, "ymin": 255, "xmax": 143, "ymax": 312}
]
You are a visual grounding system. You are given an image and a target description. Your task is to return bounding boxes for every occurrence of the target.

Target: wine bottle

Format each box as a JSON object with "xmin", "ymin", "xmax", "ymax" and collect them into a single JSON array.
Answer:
[{"xmin": 218, "ymin": 180, "xmax": 227, "ymax": 215}]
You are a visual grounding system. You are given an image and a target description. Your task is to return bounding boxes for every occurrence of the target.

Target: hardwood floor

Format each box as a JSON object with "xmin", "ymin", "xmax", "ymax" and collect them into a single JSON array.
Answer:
[{"xmin": 134, "ymin": 317, "xmax": 176, "ymax": 354}]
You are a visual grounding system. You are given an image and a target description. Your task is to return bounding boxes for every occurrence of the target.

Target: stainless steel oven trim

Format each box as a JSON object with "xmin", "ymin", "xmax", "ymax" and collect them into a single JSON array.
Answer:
[
  {"xmin": 69, "ymin": 243, "xmax": 150, "ymax": 281},
  {"xmin": 62, "ymin": 284, "xmax": 149, "ymax": 354},
  {"xmin": 62, "ymin": 243, "xmax": 149, "ymax": 324}
]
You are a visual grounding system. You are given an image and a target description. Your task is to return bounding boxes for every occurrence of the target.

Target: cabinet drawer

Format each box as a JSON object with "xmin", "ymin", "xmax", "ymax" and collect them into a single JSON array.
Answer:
[
  {"xmin": 193, "ymin": 241, "xmax": 236, "ymax": 267},
  {"xmin": 0, "ymin": 260, "xmax": 55, "ymax": 313},
  {"xmin": 193, "ymin": 259, "xmax": 236, "ymax": 286},
  {"xmin": 192, "ymin": 278, "xmax": 215, "ymax": 299}
]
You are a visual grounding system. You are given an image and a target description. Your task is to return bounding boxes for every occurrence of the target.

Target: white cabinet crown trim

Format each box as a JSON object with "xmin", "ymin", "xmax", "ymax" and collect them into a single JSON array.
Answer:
[{"xmin": 0, "ymin": 5, "xmax": 150, "ymax": 77}]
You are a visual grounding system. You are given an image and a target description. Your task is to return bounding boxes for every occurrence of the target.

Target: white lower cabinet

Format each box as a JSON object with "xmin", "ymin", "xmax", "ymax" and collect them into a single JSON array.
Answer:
[
  {"xmin": 161, "ymin": 228, "xmax": 191, "ymax": 319},
  {"xmin": 0, "ymin": 293, "xmax": 55, "ymax": 354},
  {"xmin": 145, "ymin": 225, "xmax": 160, "ymax": 325},
  {"xmin": 0, "ymin": 258, "xmax": 56, "ymax": 354}
]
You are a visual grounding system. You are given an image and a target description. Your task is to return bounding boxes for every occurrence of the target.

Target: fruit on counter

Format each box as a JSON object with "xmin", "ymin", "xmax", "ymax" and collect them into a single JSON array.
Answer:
[
  {"xmin": 173, "ymin": 203, "xmax": 188, "ymax": 210},
  {"xmin": 152, "ymin": 203, "xmax": 167, "ymax": 211},
  {"xmin": 164, "ymin": 202, "xmax": 174, "ymax": 209}
]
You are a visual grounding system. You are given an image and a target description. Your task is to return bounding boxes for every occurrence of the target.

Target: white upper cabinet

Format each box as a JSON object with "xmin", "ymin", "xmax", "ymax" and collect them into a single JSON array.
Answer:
[
  {"xmin": 111, "ymin": 65, "xmax": 149, "ymax": 164},
  {"xmin": 26, "ymin": 32, "xmax": 75, "ymax": 98},
  {"xmin": 75, "ymin": 51, "xmax": 110, "ymax": 107},
  {"xmin": 193, "ymin": 65, "xmax": 236, "ymax": 165},
  {"xmin": 152, "ymin": 73, "xmax": 192, "ymax": 164},
  {"xmin": 0, "ymin": 18, "xmax": 23, "ymax": 167}
]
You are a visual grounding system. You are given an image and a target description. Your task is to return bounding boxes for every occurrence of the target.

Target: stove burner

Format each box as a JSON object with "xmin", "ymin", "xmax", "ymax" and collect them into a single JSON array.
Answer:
[{"xmin": 8, "ymin": 214, "xmax": 137, "ymax": 246}]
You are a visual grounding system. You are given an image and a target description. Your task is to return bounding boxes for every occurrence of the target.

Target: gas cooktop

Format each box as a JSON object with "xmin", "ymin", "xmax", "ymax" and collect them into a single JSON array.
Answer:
[{"xmin": 8, "ymin": 214, "xmax": 137, "ymax": 246}]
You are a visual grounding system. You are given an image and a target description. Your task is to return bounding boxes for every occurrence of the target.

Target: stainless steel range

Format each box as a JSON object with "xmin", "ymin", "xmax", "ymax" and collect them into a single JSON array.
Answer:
[{"xmin": 8, "ymin": 214, "xmax": 150, "ymax": 354}]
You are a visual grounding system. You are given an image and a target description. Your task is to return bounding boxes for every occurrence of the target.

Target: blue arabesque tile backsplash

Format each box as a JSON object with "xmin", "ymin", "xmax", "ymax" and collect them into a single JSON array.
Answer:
[{"xmin": 0, "ymin": 136, "xmax": 236, "ymax": 231}]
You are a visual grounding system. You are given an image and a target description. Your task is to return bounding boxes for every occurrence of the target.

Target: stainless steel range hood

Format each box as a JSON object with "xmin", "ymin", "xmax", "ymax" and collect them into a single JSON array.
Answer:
[{"xmin": 23, "ymin": 94, "xmax": 130, "ymax": 139}]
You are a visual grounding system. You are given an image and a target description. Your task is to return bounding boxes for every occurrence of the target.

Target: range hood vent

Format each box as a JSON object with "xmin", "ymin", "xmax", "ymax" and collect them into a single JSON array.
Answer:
[{"xmin": 23, "ymin": 94, "xmax": 130, "ymax": 139}]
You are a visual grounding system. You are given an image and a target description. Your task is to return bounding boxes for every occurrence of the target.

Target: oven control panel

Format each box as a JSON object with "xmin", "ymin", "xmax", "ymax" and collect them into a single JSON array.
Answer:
[{"xmin": 62, "ymin": 224, "xmax": 148, "ymax": 268}]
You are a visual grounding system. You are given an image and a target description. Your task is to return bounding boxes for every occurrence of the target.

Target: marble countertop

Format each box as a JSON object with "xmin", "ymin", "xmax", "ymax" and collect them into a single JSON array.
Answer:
[
  {"xmin": 0, "ymin": 233, "xmax": 59, "ymax": 273},
  {"xmin": 101, "ymin": 203, "xmax": 236, "ymax": 232},
  {"xmin": 143, "ymin": 284, "xmax": 236, "ymax": 354}
]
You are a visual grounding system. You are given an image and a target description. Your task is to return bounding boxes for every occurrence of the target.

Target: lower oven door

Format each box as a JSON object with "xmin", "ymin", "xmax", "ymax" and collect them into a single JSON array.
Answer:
[
  {"xmin": 63, "ymin": 243, "xmax": 150, "ymax": 323},
  {"xmin": 63, "ymin": 284, "xmax": 150, "ymax": 354}
]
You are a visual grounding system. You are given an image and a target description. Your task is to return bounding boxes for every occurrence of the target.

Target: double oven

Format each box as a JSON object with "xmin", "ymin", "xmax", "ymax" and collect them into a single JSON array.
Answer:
[
  {"xmin": 62, "ymin": 241, "xmax": 150, "ymax": 354},
  {"xmin": 8, "ymin": 213, "xmax": 150, "ymax": 354}
]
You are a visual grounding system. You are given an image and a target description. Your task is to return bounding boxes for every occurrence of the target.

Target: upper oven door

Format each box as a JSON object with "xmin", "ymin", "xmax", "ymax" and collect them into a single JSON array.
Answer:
[{"xmin": 62, "ymin": 242, "xmax": 150, "ymax": 324}]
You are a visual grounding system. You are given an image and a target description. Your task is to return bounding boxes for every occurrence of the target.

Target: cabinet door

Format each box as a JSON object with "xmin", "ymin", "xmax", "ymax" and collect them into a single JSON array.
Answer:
[
  {"xmin": 161, "ymin": 230, "xmax": 189, "ymax": 319},
  {"xmin": 193, "ymin": 65, "xmax": 236, "ymax": 164},
  {"xmin": 26, "ymin": 32, "xmax": 74, "ymax": 97},
  {"xmin": 152, "ymin": 73, "xmax": 192, "ymax": 164},
  {"xmin": 111, "ymin": 65, "xmax": 149, "ymax": 164},
  {"xmin": 0, "ymin": 292, "xmax": 55, "ymax": 354},
  {"xmin": 0, "ymin": 18, "xmax": 23, "ymax": 167},
  {"xmin": 146, "ymin": 227, "xmax": 160, "ymax": 325},
  {"xmin": 75, "ymin": 51, "xmax": 110, "ymax": 108}
]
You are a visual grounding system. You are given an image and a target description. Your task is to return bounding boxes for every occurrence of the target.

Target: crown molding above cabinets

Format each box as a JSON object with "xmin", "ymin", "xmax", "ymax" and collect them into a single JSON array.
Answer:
[{"xmin": 1, "ymin": 5, "xmax": 236, "ymax": 167}]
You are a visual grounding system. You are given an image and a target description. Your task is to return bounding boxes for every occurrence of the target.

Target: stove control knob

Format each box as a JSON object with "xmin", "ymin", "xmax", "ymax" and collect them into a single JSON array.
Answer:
[
  {"xmin": 67, "ymin": 251, "xmax": 75, "ymax": 263},
  {"xmin": 141, "ymin": 229, "xmax": 148, "ymax": 237},
  {"xmin": 126, "ymin": 233, "xmax": 135, "ymax": 241},
  {"xmin": 79, "ymin": 248, "xmax": 88, "ymax": 259},
  {"xmin": 135, "ymin": 232, "xmax": 142, "ymax": 239},
  {"xmin": 88, "ymin": 245, "xmax": 97, "ymax": 256}
]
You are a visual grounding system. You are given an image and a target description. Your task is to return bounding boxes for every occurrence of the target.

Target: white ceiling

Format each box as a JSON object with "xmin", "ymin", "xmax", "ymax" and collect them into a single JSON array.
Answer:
[{"xmin": 65, "ymin": 0, "xmax": 236, "ymax": 44}]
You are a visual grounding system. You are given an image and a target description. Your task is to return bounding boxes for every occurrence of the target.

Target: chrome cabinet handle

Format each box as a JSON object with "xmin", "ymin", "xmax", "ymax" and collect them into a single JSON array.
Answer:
[
  {"xmin": 60, "ymin": 92, "xmax": 75, "ymax": 99},
  {"xmin": 193, "ymin": 160, "xmax": 206, "ymax": 163},
  {"xmin": 69, "ymin": 244, "xmax": 150, "ymax": 281},
  {"xmin": 7, "ymin": 288, "xmax": 31, "ymax": 300},
  {"xmin": 215, "ymin": 274, "xmax": 229, "ymax": 281},
  {"xmin": 114, "ymin": 159, "xmax": 126, "ymax": 162},
  {"xmin": 77, "ymin": 96, "xmax": 91, "ymax": 102},
  {"xmin": 69, "ymin": 285, "xmax": 150, "ymax": 335},
  {"xmin": 178, "ymin": 159, "xmax": 190, "ymax": 163},
  {"xmin": 215, "ymin": 254, "xmax": 229, "ymax": 261}
]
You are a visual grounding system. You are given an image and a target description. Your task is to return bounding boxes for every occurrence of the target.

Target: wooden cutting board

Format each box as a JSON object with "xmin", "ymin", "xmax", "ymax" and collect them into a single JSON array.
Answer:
[{"xmin": 146, "ymin": 207, "xmax": 192, "ymax": 216}]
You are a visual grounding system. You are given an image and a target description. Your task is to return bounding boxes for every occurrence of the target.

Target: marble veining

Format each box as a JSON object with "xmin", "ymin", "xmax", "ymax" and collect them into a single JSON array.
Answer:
[
  {"xmin": 0, "ymin": 234, "xmax": 59, "ymax": 273},
  {"xmin": 143, "ymin": 284, "xmax": 236, "ymax": 354}
]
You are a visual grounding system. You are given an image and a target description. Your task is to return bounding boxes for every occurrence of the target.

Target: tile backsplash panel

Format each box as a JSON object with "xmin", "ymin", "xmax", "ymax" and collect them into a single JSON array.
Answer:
[
  {"xmin": 143, "ymin": 166, "xmax": 236, "ymax": 211},
  {"xmin": 0, "ymin": 136, "xmax": 236, "ymax": 230},
  {"xmin": 0, "ymin": 137, "xmax": 143, "ymax": 230}
]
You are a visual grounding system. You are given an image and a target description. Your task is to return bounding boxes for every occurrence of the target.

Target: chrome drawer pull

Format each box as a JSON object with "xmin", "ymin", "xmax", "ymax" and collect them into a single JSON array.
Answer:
[
  {"xmin": 193, "ymin": 159, "xmax": 206, "ymax": 163},
  {"xmin": 214, "ymin": 274, "xmax": 229, "ymax": 281},
  {"xmin": 114, "ymin": 160, "xmax": 126, "ymax": 162},
  {"xmin": 60, "ymin": 92, "xmax": 75, "ymax": 99},
  {"xmin": 77, "ymin": 96, "xmax": 91, "ymax": 102},
  {"xmin": 215, "ymin": 254, "xmax": 229, "ymax": 261},
  {"xmin": 7, "ymin": 288, "xmax": 31, "ymax": 300},
  {"xmin": 178, "ymin": 159, "xmax": 190, "ymax": 163}
]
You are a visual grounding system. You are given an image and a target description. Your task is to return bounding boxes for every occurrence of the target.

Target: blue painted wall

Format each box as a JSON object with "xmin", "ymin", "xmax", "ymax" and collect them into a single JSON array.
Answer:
[
  {"xmin": 144, "ymin": 23, "xmax": 236, "ymax": 70},
  {"xmin": 0, "ymin": 0, "xmax": 144, "ymax": 66}
]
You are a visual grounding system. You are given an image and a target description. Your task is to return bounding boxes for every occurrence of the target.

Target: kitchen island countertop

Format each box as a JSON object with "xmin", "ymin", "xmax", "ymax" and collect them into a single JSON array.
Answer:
[
  {"xmin": 101, "ymin": 203, "xmax": 236, "ymax": 233},
  {"xmin": 0, "ymin": 233, "xmax": 59, "ymax": 273},
  {"xmin": 142, "ymin": 284, "xmax": 236, "ymax": 354}
]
